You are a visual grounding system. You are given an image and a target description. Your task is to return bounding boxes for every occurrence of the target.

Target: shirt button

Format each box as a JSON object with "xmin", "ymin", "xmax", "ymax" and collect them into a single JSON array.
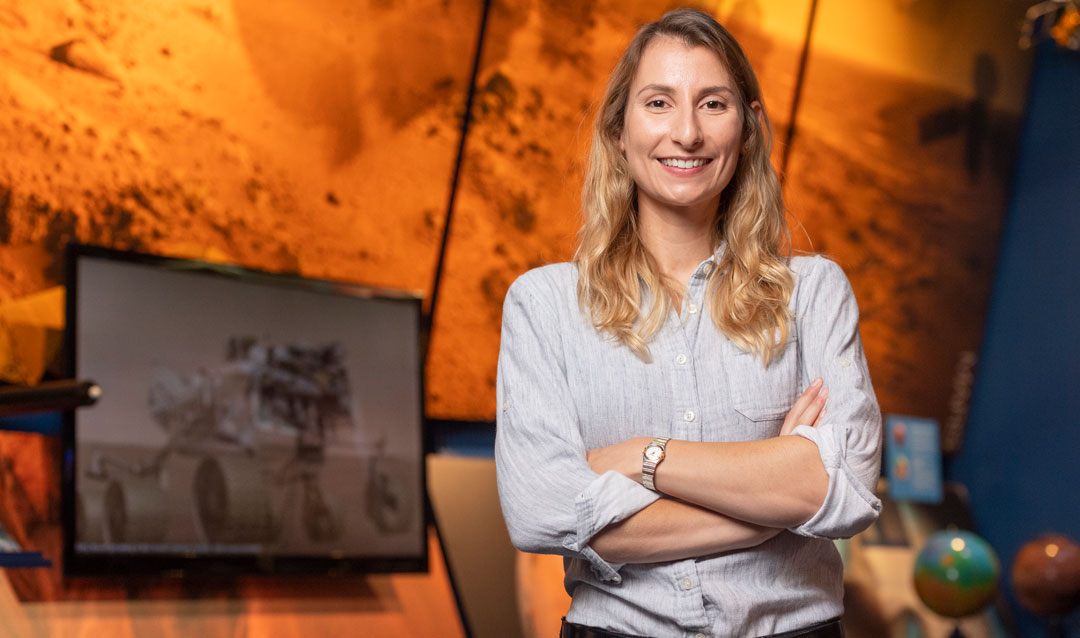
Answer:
[
  {"xmin": 502, "ymin": 400, "xmax": 510, "ymax": 411},
  {"xmin": 703, "ymin": 263, "xmax": 714, "ymax": 275},
  {"xmin": 695, "ymin": 634, "xmax": 706, "ymax": 638},
  {"xmin": 687, "ymin": 303, "xmax": 698, "ymax": 314},
  {"xmin": 683, "ymin": 410, "xmax": 695, "ymax": 422},
  {"xmin": 681, "ymin": 577, "xmax": 693, "ymax": 590},
  {"xmin": 675, "ymin": 354, "xmax": 688, "ymax": 365},
  {"xmin": 839, "ymin": 358, "xmax": 851, "ymax": 367}
]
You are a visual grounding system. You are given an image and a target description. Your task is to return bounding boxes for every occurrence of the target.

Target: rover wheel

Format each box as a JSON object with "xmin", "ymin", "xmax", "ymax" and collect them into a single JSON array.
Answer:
[
  {"xmin": 103, "ymin": 475, "xmax": 167, "ymax": 543},
  {"xmin": 193, "ymin": 455, "xmax": 274, "ymax": 544}
]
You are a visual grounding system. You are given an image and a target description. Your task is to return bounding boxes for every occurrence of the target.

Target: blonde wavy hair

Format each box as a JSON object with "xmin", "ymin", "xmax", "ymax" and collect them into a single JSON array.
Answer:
[{"xmin": 574, "ymin": 8, "xmax": 793, "ymax": 366}]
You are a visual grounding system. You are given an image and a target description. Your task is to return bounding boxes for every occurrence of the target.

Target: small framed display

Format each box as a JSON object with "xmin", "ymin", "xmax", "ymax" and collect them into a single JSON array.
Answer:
[{"xmin": 884, "ymin": 414, "xmax": 944, "ymax": 505}]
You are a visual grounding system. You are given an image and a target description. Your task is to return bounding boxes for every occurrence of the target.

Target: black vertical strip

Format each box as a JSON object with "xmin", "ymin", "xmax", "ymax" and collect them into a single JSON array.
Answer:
[
  {"xmin": 427, "ymin": 497, "xmax": 473, "ymax": 638},
  {"xmin": 780, "ymin": 0, "xmax": 820, "ymax": 183},
  {"xmin": 423, "ymin": 0, "xmax": 493, "ymax": 365},
  {"xmin": 422, "ymin": 5, "xmax": 492, "ymax": 638}
]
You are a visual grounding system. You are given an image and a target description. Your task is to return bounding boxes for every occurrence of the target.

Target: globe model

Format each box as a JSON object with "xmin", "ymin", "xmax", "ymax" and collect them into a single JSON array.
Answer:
[
  {"xmin": 914, "ymin": 530, "xmax": 1000, "ymax": 617},
  {"xmin": 1011, "ymin": 534, "xmax": 1080, "ymax": 616}
]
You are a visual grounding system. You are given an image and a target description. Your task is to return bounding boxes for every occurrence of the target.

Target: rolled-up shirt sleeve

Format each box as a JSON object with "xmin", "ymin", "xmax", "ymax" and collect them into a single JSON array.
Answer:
[
  {"xmin": 788, "ymin": 257, "xmax": 882, "ymax": 539},
  {"xmin": 495, "ymin": 273, "xmax": 659, "ymax": 582}
]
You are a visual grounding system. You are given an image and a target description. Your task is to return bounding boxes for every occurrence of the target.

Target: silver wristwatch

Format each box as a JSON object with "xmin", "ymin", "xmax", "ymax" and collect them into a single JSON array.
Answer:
[{"xmin": 641, "ymin": 436, "xmax": 671, "ymax": 492}]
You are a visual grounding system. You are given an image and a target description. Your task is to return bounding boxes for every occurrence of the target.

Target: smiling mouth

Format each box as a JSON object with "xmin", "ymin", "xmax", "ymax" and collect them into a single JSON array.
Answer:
[{"xmin": 659, "ymin": 158, "xmax": 711, "ymax": 169}]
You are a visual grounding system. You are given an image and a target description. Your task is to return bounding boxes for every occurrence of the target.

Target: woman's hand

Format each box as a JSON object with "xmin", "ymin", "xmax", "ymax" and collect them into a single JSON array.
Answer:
[
  {"xmin": 587, "ymin": 436, "xmax": 652, "ymax": 482},
  {"xmin": 780, "ymin": 377, "xmax": 828, "ymax": 437}
]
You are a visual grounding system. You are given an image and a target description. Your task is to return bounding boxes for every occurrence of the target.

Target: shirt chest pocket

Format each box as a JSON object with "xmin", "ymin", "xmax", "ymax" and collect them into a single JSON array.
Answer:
[{"xmin": 724, "ymin": 337, "xmax": 801, "ymax": 423}]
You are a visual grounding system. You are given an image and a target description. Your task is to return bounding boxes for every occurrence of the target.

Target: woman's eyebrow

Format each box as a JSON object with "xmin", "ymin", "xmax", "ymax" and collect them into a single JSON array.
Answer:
[
  {"xmin": 636, "ymin": 83, "xmax": 676, "ymax": 96},
  {"xmin": 635, "ymin": 83, "xmax": 736, "ymax": 97},
  {"xmin": 701, "ymin": 86, "xmax": 736, "ymax": 97}
]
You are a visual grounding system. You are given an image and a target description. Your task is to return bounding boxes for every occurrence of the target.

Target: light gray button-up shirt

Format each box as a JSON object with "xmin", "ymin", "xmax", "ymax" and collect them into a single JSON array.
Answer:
[{"xmin": 495, "ymin": 254, "xmax": 882, "ymax": 638}]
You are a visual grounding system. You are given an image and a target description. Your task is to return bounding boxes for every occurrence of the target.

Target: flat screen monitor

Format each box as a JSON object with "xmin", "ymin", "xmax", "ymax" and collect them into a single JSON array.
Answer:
[{"xmin": 62, "ymin": 244, "xmax": 427, "ymax": 576}]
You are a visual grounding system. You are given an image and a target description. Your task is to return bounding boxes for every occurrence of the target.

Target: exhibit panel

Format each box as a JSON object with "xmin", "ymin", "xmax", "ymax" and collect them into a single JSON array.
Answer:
[
  {"xmin": 426, "ymin": 0, "xmax": 815, "ymax": 419},
  {"xmin": 0, "ymin": 0, "xmax": 482, "ymax": 298},
  {"xmin": 781, "ymin": 0, "xmax": 1033, "ymax": 449},
  {"xmin": 0, "ymin": 0, "xmax": 483, "ymax": 621}
]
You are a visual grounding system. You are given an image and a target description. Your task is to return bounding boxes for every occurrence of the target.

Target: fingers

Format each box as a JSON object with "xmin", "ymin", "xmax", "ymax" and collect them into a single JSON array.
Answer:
[
  {"xmin": 781, "ymin": 379, "xmax": 829, "ymax": 436},
  {"xmin": 800, "ymin": 386, "xmax": 827, "ymax": 427},
  {"xmin": 782, "ymin": 378, "xmax": 822, "ymax": 432}
]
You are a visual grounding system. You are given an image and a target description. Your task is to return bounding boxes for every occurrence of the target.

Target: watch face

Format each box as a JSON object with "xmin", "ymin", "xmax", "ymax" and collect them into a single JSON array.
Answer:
[{"xmin": 644, "ymin": 445, "xmax": 664, "ymax": 462}]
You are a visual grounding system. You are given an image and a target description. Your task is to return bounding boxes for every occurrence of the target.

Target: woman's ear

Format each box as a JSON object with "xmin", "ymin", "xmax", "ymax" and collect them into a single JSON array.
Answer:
[{"xmin": 743, "ymin": 101, "xmax": 764, "ymax": 154}]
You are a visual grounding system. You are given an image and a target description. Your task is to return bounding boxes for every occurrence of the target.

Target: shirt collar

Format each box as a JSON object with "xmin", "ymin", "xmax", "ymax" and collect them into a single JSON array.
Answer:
[{"xmin": 691, "ymin": 241, "xmax": 727, "ymax": 280}]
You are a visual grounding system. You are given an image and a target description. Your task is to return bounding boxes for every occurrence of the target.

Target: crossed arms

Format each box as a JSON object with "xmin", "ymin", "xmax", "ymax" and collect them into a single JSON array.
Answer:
[{"xmin": 585, "ymin": 381, "xmax": 829, "ymax": 563}]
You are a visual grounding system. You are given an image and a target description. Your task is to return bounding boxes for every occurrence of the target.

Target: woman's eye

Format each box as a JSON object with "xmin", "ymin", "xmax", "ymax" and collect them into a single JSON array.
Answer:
[
  {"xmin": 647, "ymin": 99, "xmax": 667, "ymax": 108},
  {"xmin": 703, "ymin": 100, "xmax": 727, "ymax": 110}
]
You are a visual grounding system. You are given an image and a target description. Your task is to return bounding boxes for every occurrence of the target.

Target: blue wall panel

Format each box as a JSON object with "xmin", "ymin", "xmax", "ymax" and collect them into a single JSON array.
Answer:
[{"xmin": 948, "ymin": 42, "xmax": 1080, "ymax": 636}]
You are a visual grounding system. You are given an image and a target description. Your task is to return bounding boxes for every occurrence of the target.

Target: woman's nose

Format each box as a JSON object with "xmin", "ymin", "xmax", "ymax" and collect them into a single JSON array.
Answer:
[{"xmin": 671, "ymin": 107, "xmax": 703, "ymax": 148}]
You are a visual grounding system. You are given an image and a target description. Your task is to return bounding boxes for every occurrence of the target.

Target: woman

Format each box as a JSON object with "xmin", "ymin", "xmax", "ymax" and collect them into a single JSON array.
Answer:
[{"xmin": 496, "ymin": 9, "xmax": 881, "ymax": 638}]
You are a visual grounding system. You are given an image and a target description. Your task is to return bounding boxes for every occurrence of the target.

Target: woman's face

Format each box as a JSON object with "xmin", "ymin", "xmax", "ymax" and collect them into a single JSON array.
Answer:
[{"xmin": 620, "ymin": 36, "xmax": 756, "ymax": 221}]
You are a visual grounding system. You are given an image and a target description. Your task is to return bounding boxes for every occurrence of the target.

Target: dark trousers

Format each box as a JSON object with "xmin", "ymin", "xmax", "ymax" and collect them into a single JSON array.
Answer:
[{"xmin": 559, "ymin": 616, "xmax": 844, "ymax": 638}]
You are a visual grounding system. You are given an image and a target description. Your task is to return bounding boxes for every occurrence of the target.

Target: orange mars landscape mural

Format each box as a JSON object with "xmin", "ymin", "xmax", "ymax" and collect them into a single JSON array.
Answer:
[{"xmin": 0, "ymin": 0, "xmax": 1033, "ymax": 618}]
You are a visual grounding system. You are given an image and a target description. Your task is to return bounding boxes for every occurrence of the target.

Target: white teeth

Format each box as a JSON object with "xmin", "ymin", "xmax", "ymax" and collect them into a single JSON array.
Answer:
[{"xmin": 661, "ymin": 158, "xmax": 707, "ymax": 168}]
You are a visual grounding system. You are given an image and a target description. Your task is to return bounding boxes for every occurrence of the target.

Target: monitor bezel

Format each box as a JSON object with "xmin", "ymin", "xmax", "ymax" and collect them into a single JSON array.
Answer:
[{"xmin": 61, "ymin": 242, "xmax": 430, "ymax": 578}]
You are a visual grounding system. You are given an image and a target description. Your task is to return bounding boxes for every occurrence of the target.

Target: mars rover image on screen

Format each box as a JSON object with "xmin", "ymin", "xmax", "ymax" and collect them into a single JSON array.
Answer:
[{"xmin": 74, "ymin": 336, "xmax": 417, "ymax": 556}]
